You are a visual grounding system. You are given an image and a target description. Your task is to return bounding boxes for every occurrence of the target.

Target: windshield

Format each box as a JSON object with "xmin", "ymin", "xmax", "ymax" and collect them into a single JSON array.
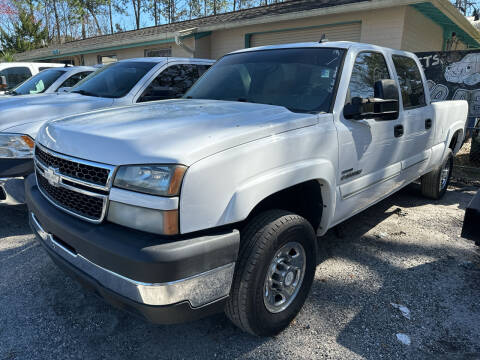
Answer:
[
  {"xmin": 71, "ymin": 61, "xmax": 156, "ymax": 98},
  {"xmin": 11, "ymin": 69, "xmax": 65, "ymax": 95},
  {"xmin": 185, "ymin": 48, "xmax": 345, "ymax": 113}
]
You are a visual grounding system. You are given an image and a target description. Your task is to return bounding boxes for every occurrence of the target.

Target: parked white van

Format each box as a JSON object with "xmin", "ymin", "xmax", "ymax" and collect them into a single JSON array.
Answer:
[
  {"xmin": 4, "ymin": 66, "xmax": 95, "ymax": 96},
  {"xmin": 0, "ymin": 62, "xmax": 64, "ymax": 94}
]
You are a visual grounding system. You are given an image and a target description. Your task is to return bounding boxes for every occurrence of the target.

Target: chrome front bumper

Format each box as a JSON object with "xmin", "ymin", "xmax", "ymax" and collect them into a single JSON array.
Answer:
[
  {"xmin": 0, "ymin": 177, "xmax": 25, "ymax": 205},
  {"xmin": 30, "ymin": 212, "xmax": 236, "ymax": 308}
]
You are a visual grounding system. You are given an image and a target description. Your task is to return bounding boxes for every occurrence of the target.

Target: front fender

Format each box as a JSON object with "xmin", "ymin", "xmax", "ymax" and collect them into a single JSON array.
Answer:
[
  {"xmin": 222, "ymin": 159, "xmax": 336, "ymax": 235},
  {"xmin": 179, "ymin": 120, "xmax": 339, "ymax": 234}
]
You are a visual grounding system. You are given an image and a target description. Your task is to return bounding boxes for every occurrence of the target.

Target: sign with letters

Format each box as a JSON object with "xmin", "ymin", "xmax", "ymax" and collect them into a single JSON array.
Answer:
[{"xmin": 416, "ymin": 50, "xmax": 480, "ymax": 118}]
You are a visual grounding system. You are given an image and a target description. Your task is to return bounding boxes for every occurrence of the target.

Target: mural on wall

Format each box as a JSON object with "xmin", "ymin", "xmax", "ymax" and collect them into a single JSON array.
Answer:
[{"xmin": 416, "ymin": 50, "xmax": 480, "ymax": 118}]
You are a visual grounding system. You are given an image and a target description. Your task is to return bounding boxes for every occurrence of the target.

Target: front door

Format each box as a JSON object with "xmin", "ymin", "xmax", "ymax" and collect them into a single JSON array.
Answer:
[{"xmin": 333, "ymin": 50, "xmax": 405, "ymax": 224}]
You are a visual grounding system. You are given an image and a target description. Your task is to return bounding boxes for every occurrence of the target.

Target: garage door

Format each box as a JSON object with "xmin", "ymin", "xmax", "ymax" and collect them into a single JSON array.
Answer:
[{"xmin": 250, "ymin": 22, "xmax": 361, "ymax": 47}]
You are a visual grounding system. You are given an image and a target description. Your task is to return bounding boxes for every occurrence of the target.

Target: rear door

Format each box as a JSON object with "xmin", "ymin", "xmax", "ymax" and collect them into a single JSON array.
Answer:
[
  {"xmin": 333, "ymin": 50, "xmax": 405, "ymax": 224},
  {"xmin": 391, "ymin": 54, "xmax": 434, "ymax": 179}
]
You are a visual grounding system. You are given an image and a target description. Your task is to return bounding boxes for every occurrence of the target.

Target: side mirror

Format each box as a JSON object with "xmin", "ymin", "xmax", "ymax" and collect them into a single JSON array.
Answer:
[
  {"xmin": 0, "ymin": 76, "xmax": 7, "ymax": 90},
  {"xmin": 344, "ymin": 79, "xmax": 399, "ymax": 121}
]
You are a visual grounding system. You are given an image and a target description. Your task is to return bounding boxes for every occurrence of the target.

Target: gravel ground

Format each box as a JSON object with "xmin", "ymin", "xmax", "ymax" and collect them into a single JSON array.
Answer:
[{"xmin": 1, "ymin": 184, "xmax": 479, "ymax": 360}]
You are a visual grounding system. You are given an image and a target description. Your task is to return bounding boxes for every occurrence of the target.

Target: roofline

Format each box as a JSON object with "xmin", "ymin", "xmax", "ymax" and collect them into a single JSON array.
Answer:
[
  {"xmin": 16, "ymin": 0, "xmax": 480, "ymax": 61},
  {"xmin": 431, "ymin": 0, "xmax": 480, "ymax": 45}
]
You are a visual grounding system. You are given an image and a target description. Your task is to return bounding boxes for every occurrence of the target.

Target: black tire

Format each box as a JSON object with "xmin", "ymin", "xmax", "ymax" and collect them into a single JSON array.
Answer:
[
  {"xmin": 470, "ymin": 134, "xmax": 480, "ymax": 165},
  {"xmin": 225, "ymin": 209, "xmax": 317, "ymax": 336},
  {"xmin": 421, "ymin": 149, "xmax": 453, "ymax": 200}
]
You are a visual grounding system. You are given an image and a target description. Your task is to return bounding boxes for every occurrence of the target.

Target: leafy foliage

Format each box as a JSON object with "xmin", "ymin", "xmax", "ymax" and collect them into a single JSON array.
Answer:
[
  {"xmin": 0, "ymin": 0, "xmax": 288, "ymax": 53},
  {"xmin": 0, "ymin": 6, "xmax": 48, "ymax": 52}
]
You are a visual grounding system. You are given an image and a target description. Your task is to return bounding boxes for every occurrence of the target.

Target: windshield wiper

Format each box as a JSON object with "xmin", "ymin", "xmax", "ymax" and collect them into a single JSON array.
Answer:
[{"xmin": 71, "ymin": 89, "xmax": 100, "ymax": 97}]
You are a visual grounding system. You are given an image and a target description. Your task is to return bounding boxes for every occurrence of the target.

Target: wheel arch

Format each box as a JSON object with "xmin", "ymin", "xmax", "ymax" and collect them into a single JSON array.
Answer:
[
  {"xmin": 221, "ymin": 159, "xmax": 336, "ymax": 235},
  {"xmin": 448, "ymin": 128, "xmax": 464, "ymax": 154}
]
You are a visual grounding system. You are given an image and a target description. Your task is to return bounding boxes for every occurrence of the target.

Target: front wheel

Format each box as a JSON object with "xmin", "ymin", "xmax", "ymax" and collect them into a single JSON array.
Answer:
[
  {"xmin": 421, "ymin": 149, "xmax": 453, "ymax": 200},
  {"xmin": 225, "ymin": 210, "xmax": 317, "ymax": 336}
]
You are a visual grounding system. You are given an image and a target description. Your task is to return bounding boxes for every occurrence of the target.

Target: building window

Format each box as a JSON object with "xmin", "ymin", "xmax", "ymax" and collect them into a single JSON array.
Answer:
[
  {"xmin": 97, "ymin": 55, "xmax": 118, "ymax": 64},
  {"xmin": 144, "ymin": 48, "xmax": 172, "ymax": 57}
]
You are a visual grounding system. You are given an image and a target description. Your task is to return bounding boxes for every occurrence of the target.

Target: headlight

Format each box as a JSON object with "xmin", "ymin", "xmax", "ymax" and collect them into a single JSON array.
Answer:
[
  {"xmin": 113, "ymin": 165, "xmax": 187, "ymax": 196},
  {"xmin": 0, "ymin": 134, "xmax": 35, "ymax": 159}
]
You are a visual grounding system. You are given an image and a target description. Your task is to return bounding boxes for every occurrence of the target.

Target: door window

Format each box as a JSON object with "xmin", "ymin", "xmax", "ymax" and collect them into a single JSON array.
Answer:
[
  {"xmin": 0, "ymin": 67, "xmax": 32, "ymax": 90},
  {"xmin": 138, "ymin": 64, "xmax": 211, "ymax": 103},
  {"xmin": 346, "ymin": 52, "xmax": 391, "ymax": 103},
  {"xmin": 392, "ymin": 55, "xmax": 426, "ymax": 109},
  {"xmin": 59, "ymin": 71, "xmax": 93, "ymax": 89}
]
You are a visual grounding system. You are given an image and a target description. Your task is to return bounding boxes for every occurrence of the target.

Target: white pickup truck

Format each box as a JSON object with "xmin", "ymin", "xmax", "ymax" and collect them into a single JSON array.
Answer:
[
  {"xmin": 0, "ymin": 57, "xmax": 213, "ymax": 205},
  {"xmin": 26, "ymin": 42, "xmax": 468, "ymax": 336}
]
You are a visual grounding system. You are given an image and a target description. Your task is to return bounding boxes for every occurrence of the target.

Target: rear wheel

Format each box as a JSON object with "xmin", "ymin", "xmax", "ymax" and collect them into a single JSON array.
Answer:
[
  {"xmin": 225, "ymin": 210, "xmax": 317, "ymax": 336},
  {"xmin": 470, "ymin": 133, "xmax": 480, "ymax": 165},
  {"xmin": 421, "ymin": 149, "xmax": 453, "ymax": 200}
]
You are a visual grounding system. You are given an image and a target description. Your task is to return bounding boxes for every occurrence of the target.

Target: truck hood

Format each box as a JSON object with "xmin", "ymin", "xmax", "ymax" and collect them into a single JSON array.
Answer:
[
  {"xmin": 0, "ymin": 93, "xmax": 114, "ymax": 136},
  {"xmin": 37, "ymin": 99, "xmax": 318, "ymax": 166}
]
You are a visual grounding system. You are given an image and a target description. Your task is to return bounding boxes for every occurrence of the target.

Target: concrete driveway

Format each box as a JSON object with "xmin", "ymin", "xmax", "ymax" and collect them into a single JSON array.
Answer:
[{"xmin": 1, "ymin": 184, "xmax": 479, "ymax": 359}]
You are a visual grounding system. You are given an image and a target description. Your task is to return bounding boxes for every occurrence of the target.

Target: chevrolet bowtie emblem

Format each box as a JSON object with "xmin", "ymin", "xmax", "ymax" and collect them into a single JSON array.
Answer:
[{"xmin": 44, "ymin": 167, "xmax": 61, "ymax": 187}]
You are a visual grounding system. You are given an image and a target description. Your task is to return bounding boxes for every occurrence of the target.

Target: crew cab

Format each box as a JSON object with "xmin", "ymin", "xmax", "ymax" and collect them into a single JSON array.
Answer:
[
  {"xmin": 0, "ymin": 62, "xmax": 65, "ymax": 94},
  {"xmin": 0, "ymin": 57, "xmax": 214, "ymax": 205},
  {"xmin": 4, "ymin": 66, "xmax": 95, "ymax": 96},
  {"xmin": 26, "ymin": 42, "xmax": 468, "ymax": 336}
]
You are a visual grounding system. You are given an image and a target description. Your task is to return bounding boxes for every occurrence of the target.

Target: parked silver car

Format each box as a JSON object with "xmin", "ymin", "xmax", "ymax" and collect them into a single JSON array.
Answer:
[{"xmin": 4, "ymin": 66, "xmax": 95, "ymax": 96}]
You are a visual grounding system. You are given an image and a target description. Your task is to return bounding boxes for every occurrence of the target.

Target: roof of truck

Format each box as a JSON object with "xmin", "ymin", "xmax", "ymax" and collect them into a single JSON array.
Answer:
[
  {"xmin": 232, "ymin": 41, "xmax": 416, "ymax": 58},
  {"xmin": 118, "ymin": 57, "xmax": 215, "ymax": 63}
]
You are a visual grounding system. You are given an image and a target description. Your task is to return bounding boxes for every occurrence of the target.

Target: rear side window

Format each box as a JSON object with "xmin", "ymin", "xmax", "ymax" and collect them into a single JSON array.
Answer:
[
  {"xmin": 346, "ymin": 52, "xmax": 391, "ymax": 102},
  {"xmin": 392, "ymin": 55, "xmax": 426, "ymax": 109},
  {"xmin": 59, "ymin": 71, "xmax": 93, "ymax": 89},
  {"xmin": 138, "ymin": 64, "xmax": 211, "ymax": 103},
  {"xmin": 0, "ymin": 67, "xmax": 32, "ymax": 90}
]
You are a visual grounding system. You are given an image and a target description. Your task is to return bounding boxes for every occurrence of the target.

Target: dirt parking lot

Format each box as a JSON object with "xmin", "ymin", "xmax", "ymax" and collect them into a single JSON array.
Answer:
[{"xmin": 1, "ymin": 184, "xmax": 479, "ymax": 360}]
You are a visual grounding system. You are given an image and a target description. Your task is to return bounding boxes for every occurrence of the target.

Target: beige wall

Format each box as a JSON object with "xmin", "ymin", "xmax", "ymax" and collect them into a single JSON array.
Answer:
[
  {"xmin": 401, "ymin": 6, "xmax": 444, "ymax": 52},
  {"xmin": 77, "ymin": 40, "xmax": 194, "ymax": 66},
  {"xmin": 194, "ymin": 35, "xmax": 212, "ymax": 59},
  {"xmin": 47, "ymin": 5, "xmax": 461, "ymax": 65},
  {"xmin": 209, "ymin": 6, "xmax": 410, "ymax": 59}
]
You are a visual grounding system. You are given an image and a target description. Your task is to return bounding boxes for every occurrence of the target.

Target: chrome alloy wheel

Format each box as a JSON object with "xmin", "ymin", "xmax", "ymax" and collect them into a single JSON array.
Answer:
[
  {"xmin": 263, "ymin": 242, "xmax": 306, "ymax": 314},
  {"xmin": 439, "ymin": 159, "xmax": 451, "ymax": 192}
]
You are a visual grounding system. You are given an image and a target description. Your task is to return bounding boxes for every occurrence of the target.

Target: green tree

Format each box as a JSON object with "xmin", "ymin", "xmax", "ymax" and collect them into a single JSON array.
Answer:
[
  {"xmin": 0, "ymin": 7, "xmax": 48, "ymax": 52},
  {"xmin": 0, "ymin": 49, "xmax": 15, "ymax": 61}
]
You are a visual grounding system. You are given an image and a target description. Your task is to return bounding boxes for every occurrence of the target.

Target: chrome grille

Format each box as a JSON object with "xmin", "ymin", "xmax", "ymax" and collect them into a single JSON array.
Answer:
[
  {"xmin": 37, "ymin": 172, "xmax": 105, "ymax": 220},
  {"xmin": 35, "ymin": 146, "xmax": 110, "ymax": 186},
  {"xmin": 34, "ymin": 144, "xmax": 115, "ymax": 223}
]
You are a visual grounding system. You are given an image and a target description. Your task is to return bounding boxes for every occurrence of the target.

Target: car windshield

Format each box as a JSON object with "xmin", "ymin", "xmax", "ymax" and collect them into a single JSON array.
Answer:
[
  {"xmin": 11, "ymin": 69, "xmax": 65, "ymax": 95},
  {"xmin": 70, "ymin": 61, "xmax": 156, "ymax": 98},
  {"xmin": 185, "ymin": 48, "xmax": 345, "ymax": 113}
]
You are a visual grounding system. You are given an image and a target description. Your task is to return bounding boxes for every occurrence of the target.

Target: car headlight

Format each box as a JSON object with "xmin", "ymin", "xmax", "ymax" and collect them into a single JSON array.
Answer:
[
  {"xmin": 113, "ymin": 164, "xmax": 187, "ymax": 196},
  {"xmin": 0, "ymin": 134, "xmax": 35, "ymax": 159}
]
